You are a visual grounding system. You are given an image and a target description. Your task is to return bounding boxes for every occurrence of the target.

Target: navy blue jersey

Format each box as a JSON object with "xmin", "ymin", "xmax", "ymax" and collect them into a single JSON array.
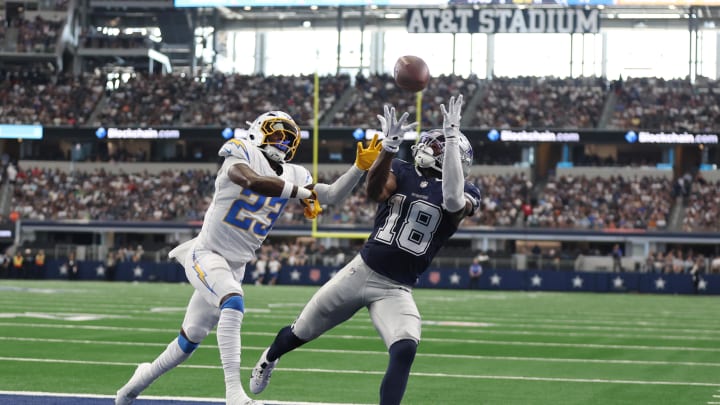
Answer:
[{"xmin": 360, "ymin": 159, "xmax": 481, "ymax": 286}]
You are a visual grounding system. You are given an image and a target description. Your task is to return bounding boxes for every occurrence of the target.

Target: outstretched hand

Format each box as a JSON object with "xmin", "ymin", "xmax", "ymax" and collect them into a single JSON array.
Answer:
[
  {"xmin": 440, "ymin": 94, "xmax": 463, "ymax": 139},
  {"xmin": 301, "ymin": 189, "xmax": 323, "ymax": 220},
  {"xmin": 376, "ymin": 105, "xmax": 418, "ymax": 153},
  {"xmin": 355, "ymin": 134, "xmax": 382, "ymax": 171}
]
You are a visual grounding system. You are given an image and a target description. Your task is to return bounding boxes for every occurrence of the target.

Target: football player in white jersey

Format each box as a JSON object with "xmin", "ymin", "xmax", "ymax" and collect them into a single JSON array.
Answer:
[{"xmin": 115, "ymin": 110, "xmax": 382, "ymax": 405}]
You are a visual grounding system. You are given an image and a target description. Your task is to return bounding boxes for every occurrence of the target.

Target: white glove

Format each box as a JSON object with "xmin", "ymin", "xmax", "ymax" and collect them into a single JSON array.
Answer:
[
  {"xmin": 440, "ymin": 94, "xmax": 463, "ymax": 140},
  {"xmin": 376, "ymin": 105, "xmax": 418, "ymax": 153}
]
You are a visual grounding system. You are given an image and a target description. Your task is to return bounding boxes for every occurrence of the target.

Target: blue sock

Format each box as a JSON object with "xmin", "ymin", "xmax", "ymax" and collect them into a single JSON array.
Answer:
[
  {"xmin": 379, "ymin": 339, "xmax": 417, "ymax": 405},
  {"xmin": 220, "ymin": 295, "xmax": 245, "ymax": 312},
  {"xmin": 177, "ymin": 332, "xmax": 199, "ymax": 354},
  {"xmin": 267, "ymin": 326, "xmax": 306, "ymax": 362}
]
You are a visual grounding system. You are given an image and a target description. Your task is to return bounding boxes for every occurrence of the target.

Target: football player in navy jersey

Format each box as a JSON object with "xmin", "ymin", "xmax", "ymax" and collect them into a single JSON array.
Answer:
[{"xmin": 250, "ymin": 95, "xmax": 481, "ymax": 405}]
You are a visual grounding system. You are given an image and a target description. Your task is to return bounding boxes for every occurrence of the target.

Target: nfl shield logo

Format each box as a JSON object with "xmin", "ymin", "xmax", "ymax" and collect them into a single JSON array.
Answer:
[
  {"xmin": 309, "ymin": 269, "xmax": 321, "ymax": 282},
  {"xmin": 428, "ymin": 271, "xmax": 441, "ymax": 285}
]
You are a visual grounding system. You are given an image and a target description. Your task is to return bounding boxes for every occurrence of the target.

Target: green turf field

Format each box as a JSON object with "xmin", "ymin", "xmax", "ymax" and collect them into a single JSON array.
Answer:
[{"xmin": 1, "ymin": 280, "xmax": 719, "ymax": 405}]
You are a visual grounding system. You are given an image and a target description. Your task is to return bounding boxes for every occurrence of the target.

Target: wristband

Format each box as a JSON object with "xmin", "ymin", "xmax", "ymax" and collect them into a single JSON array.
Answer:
[
  {"xmin": 383, "ymin": 144, "xmax": 399, "ymax": 153},
  {"xmin": 280, "ymin": 181, "xmax": 294, "ymax": 199}
]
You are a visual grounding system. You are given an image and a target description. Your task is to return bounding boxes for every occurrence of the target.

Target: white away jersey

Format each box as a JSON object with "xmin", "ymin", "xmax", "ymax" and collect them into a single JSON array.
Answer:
[{"xmin": 195, "ymin": 139, "xmax": 312, "ymax": 263}]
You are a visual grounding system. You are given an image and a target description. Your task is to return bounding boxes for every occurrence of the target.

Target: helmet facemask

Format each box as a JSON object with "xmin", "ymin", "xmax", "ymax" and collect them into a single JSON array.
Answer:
[
  {"xmin": 411, "ymin": 129, "xmax": 473, "ymax": 177},
  {"xmin": 247, "ymin": 111, "xmax": 301, "ymax": 163}
]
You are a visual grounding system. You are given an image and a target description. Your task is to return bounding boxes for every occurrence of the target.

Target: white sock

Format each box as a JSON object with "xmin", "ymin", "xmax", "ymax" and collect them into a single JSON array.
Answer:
[
  {"xmin": 142, "ymin": 338, "xmax": 192, "ymax": 389},
  {"xmin": 149, "ymin": 337, "xmax": 193, "ymax": 381},
  {"xmin": 125, "ymin": 337, "xmax": 192, "ymax": 396},
  {"xmin": 217, "ymin": 308, "xmax": 248, "ymax": 404}
]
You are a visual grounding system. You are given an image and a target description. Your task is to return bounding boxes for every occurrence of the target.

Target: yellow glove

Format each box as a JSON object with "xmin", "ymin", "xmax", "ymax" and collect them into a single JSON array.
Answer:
[
  {"xmin": 354, "ymin": 134, "xmax": 383, "ymax": 171},
  {"xmin": 301, "ymin": 190, "xmax": 323, "ymax": 220}
]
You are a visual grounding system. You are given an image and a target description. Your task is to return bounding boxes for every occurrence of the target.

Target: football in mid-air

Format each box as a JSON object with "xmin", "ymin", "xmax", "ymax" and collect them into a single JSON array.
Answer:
[{"xmin": 393, "ymin": 55, "xmax": 430, "ymax": 92}]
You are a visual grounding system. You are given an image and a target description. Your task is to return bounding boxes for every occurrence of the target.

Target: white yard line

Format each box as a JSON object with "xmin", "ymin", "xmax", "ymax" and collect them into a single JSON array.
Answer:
[
  {"xmin": 0, "ymin": 391, "xmax": 372, "ymax": 405},
  {"xmin": 5, "ymin": 340, "xmax": 720, "ymax": 368},
  {"xmin": 0, "ymin": 359, "xmax": 717, "ymax": 388},
  {"xmin": 3, "ymin": 329, "xmax": 720, "ymax": 353}
]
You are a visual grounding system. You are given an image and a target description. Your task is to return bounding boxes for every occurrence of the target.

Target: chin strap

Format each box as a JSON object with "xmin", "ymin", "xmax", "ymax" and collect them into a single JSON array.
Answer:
[{"xmin": 262, "ymin": 145, "xmax": 287, "ymax": 163}]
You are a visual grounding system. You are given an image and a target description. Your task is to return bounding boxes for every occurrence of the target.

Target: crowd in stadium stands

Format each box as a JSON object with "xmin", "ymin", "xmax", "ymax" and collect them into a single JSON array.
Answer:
[
  {"xmin": 0, "ymin": 0, "xmax": 69, "ymax": 53},
  {"xmin": 473, "ymin": 76, "xmax": 607, "ymax": 129},
  {"xmin": 462, "ymin": 173, "xmax": 533, "ymax": 227},
  {"xmin": 331, "ymin": 73, "xmax": 411, "ymax": 127},
  {"xmin": 644, "ymin": 248, "xmax": 709, "ymax": 274},
  {"xmin": 11, "ymin": 166, "xmax": 214, "ymax": 221},
  {"xmin": 682, "ymin": 176, "xmax": 720, "ymax": 232},
  {"xmin": 95, "ymin": 73, "xmax": 195, "ymax": 127},
  {"xmin": 1, "ymin": 64, "xmax": 56, "ymax": 85},
  {"xmin": 0, "ymin": 237, "xmax": 368, "ymax": 280},
  {"xmin": 8, "ymin": 164, "xmax": 681, "ymax": 232},
  {"xmin": 3, "ymin": 70, "xmax": 712, "ymax": 150},
  {"xmin": 609, "ymin": 77, "xmax": 720, "ymax": 132},
  {"xmin": 0, "ymin": 71, "xmax": 105, "ymax": 126},
  {"xmin": 178, "ymin": 73, "xmax": 351, "ymax": 128},
  {"xmin": 529, "ymin": 174, "xmax": 672, "ymax": 230},
  {"xmin": 92, "ymin": 73, "xmax": 352, "ymax": 128},
  {"xmin": 251, "ymin": 239, "xmax": 363, "ymax": 270},
  {"xmin": 4, "ymin": 70, "xmax": 720, "ymax": 135},
  {"xmin": 0, "ymin": 16, "xmax": 63, "ymax": 53},
  {"xmin": 2, "ymin": 68, "xmax": 720, "ymax": 261},
  {"xmin": 331, "ymin": 73, "xmax": 478, "ymax": 128}
]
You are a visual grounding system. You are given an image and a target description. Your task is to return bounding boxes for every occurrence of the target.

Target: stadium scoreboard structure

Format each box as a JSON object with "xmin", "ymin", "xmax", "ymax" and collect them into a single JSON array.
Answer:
[{"xmin": 174, "ymin": 0, "xmax": 720, "ymax": 6}]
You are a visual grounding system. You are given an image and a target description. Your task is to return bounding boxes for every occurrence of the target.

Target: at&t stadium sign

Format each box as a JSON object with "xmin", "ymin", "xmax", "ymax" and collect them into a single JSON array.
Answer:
[{"xmin": 407, "ymin": 8, "xmax": 600, "ymax": 34}]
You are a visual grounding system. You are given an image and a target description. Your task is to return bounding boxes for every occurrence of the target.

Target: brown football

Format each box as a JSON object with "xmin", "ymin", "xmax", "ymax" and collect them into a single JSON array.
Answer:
[{"xmin": 393, "ymin": 55, "xmax": 430, "ymax": 92}]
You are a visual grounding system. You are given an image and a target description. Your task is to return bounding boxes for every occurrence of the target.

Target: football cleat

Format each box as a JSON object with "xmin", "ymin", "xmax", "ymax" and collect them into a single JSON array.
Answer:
[
  {"xmin": 115, "ymin": 362, "xmax": 152, "ymax": 405},
  {"xmin": 249, "ymin": 348, "xmax": 279, "ymax": 395}
]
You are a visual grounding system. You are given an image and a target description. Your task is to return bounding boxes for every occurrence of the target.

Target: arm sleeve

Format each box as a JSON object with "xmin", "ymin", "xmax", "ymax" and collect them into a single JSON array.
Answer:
[
  {"xmin": 442, "ymin": 137, "xmax": 466, "ymax": 213},
  {"xmin": 313, "ymin": 165, "xmax": 365, "ymax": 205}
]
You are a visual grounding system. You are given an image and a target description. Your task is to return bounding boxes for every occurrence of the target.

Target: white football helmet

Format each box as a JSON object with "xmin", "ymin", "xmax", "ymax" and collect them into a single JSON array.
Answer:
[
  {"xmin": 411, "ymin": 129, "xmax": 473, "ymax": 177},
  {"xmin": 246, "ymin": 111, "xmax": 301, "ymax": 163}
]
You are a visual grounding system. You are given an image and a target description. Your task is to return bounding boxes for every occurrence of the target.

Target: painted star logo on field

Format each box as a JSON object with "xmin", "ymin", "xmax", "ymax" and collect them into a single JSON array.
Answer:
[
  {"xmin": 59, "ymin": 264, "xmax": 68, "ymax": 275},
  {"xmin": 612, "ymin": 276, "xmax": 624, "ymax": 289},
  {"xmin": 698, "ymin": 278, "xmax": 708, "ymax": 291},
  {"xmin": 290, "ymin": 269, "xmax": 301, "ymax": 281},
  {"xmin": 572, "ymin": 276, "xmax": 583, "ymax": 288},
  {"xmin": 449, "ymin": 273, "xmax": 461, "ymax": 285},
  {"xmin": 96, "ymin": 265, "xmax": 105, "ymax": 277},
  {"xmin": 490, "ymin": 274, "xmax": 501, "ymax": 286},
  {"xmin": 654, "ymin": 278, "xmax": 666, "ymax": 290},
  {"xmin": 531, "ymin": 274, "xmax": 542, "ymax": 287},
  {"xmin": 133, "ymin": 266, "xmax": 143, "ymax": 278}
]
